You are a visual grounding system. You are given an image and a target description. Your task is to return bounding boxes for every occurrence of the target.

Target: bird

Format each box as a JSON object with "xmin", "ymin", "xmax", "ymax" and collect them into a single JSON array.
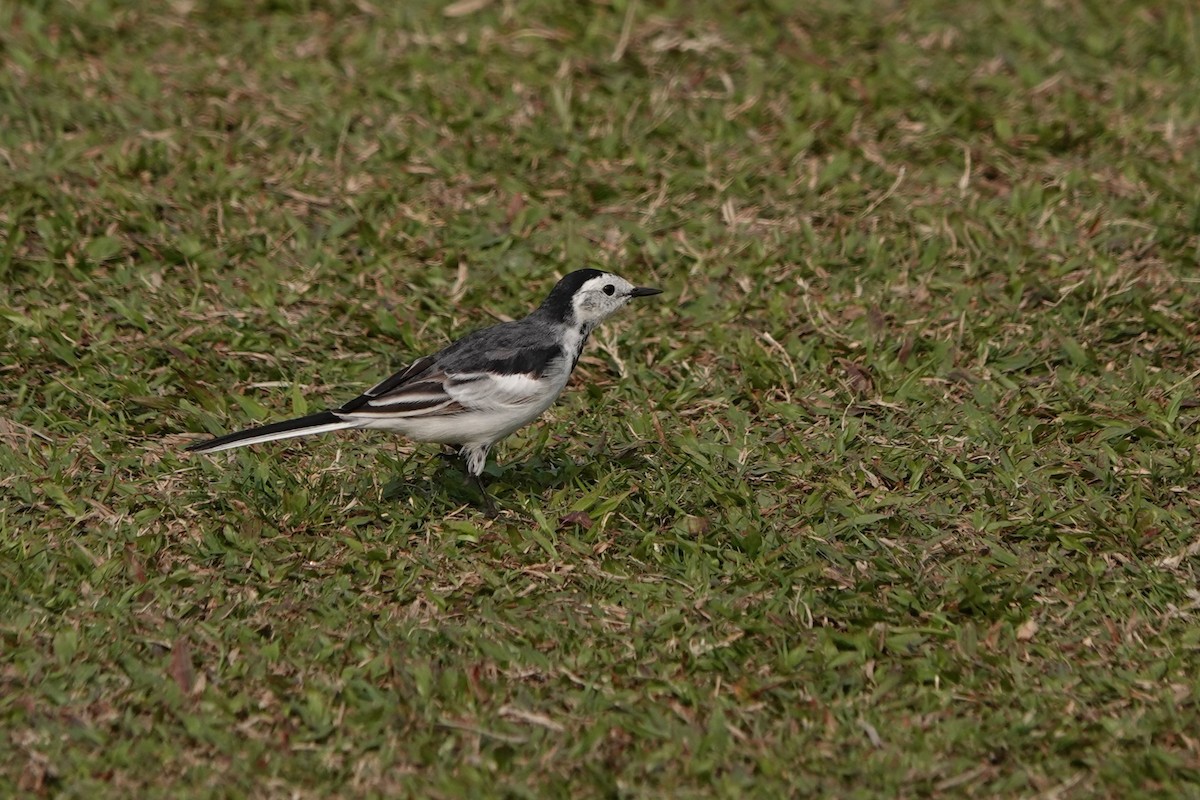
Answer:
[{"xmin": 186, "ymin": 268, "xmax": 663, "ymax": 515}]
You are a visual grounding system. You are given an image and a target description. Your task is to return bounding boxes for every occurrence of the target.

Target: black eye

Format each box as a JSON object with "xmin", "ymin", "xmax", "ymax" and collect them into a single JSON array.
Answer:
[{"xmin": 603, "ymin": 284, "xmax": 615, "ymax": 296}]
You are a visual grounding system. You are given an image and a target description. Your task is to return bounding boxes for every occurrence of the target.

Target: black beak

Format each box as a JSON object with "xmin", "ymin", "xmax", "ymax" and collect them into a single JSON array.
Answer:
[{"xmin": 629, "ymin": 286, "xmax": 663, "ymax": 298}]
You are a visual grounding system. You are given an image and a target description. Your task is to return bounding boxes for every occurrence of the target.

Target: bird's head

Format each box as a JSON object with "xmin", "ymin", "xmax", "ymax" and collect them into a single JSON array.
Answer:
[{"xmin": 538, "ymin": 268, "xmax": 662, "ymax": 327}]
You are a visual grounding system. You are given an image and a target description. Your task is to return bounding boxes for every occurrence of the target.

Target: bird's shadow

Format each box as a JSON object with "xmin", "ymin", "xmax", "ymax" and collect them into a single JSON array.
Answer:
[{"xmin": 380, "ymin": 448, "xmax": 614, "ymax": 516}]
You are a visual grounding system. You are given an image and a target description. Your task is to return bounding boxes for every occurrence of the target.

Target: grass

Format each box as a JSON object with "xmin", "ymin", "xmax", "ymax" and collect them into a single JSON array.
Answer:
[{"xmin": 3, "ymin": 0, "xmax": 1200, "ymax": 795}]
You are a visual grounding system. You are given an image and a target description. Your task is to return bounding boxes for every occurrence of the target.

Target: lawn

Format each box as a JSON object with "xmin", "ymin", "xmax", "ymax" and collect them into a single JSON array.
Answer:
[{"xmin": 3, "ymin": 0, "xmax": 1200, "ymax": 796}]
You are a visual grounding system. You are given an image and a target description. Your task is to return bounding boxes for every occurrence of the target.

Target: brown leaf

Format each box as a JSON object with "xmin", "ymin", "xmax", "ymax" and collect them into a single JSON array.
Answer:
[
  {"xmin": 840, "ymin": 305, "xmax": 866, "ymax": 323},
  {"xmin": 170, "ymin": 637, "xmax": 195, "ymax": 694},
  {"xmin": 897, "ymin": 335, "xmax": 915, "ymax": 365},
  {"xmin": 18, "ymin": 757, "xmax": 49, "ymax": 794},
  {"xmin": 505, "ymin": 192, "xmax": 526, "ymax": 225},
  {"xmin": 125, "ymin": 546, "xmax": 146, "ymax": 583},
  {"xmin": 866, "ymin": 306, "xmax": 886, "ymax": 334},
  {"xmin": 559, "ymin": 511, "xmax": 593, "ymax": 530},
  {"xmin": 983, "ymin": 621, "xmax": 1004, "ymax": 649},
  {"xmin": 836, "ymin": 358, "xmax": 873, "ymax": 395},
  {"xmin": 1016, "ymin": 619, "xmax": 1038, "ymax": 642}
]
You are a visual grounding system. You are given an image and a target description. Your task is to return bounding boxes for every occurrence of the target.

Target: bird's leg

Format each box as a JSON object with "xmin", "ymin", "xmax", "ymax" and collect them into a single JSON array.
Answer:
[
  {"xmin": 461, "ymin": 444, "xmax": 497, "ymax": 517},
  {"xmin": 470, "ymin": 472, "xmax": 498, "ymax": 518}
]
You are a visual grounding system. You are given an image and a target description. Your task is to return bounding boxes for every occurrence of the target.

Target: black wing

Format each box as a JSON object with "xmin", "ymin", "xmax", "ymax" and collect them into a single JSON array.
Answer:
[{"xmin": 336, "ymin": 354, "xmax": 438, "ymax": 413}]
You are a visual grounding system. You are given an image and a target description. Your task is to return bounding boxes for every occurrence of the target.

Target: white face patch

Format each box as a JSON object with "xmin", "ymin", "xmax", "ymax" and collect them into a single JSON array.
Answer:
[{"xmin": 571, "ymin": 274, "xmax": 638, "ymax": 327}]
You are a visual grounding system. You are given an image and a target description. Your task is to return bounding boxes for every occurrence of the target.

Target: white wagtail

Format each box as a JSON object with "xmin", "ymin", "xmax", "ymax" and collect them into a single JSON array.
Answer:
[{"xmin": 187, "ymin": 269, "xmax": 662, "ymax": 515}]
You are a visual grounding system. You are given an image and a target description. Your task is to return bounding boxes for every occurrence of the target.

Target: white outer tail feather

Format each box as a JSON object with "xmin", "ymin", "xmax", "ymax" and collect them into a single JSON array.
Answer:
[{"xmin": 193, "ymin": 420, "xmax": 358, "ymax": 453}]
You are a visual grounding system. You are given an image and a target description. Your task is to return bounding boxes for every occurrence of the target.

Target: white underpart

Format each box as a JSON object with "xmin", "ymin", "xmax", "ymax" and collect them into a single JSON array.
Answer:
[
  {"xmin": 558, "ymin": 324, "xmax": 587, "ymax": 365},
  {"xmin": 460, "ymin": 444, "xmax": 490, "ymax": 476}
]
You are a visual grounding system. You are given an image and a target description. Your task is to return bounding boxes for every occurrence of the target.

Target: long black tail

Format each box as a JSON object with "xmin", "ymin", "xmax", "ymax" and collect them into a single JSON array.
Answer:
[{"xmin": 186, "ymin": 411, "xmax": 355, "ymax": 453}]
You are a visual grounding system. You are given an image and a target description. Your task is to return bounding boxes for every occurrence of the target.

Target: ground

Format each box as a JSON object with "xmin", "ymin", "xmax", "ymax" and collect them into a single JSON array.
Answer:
[{"xmin": 2, "ymin": 0, "xmax": 1199, "ymax": 796}]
